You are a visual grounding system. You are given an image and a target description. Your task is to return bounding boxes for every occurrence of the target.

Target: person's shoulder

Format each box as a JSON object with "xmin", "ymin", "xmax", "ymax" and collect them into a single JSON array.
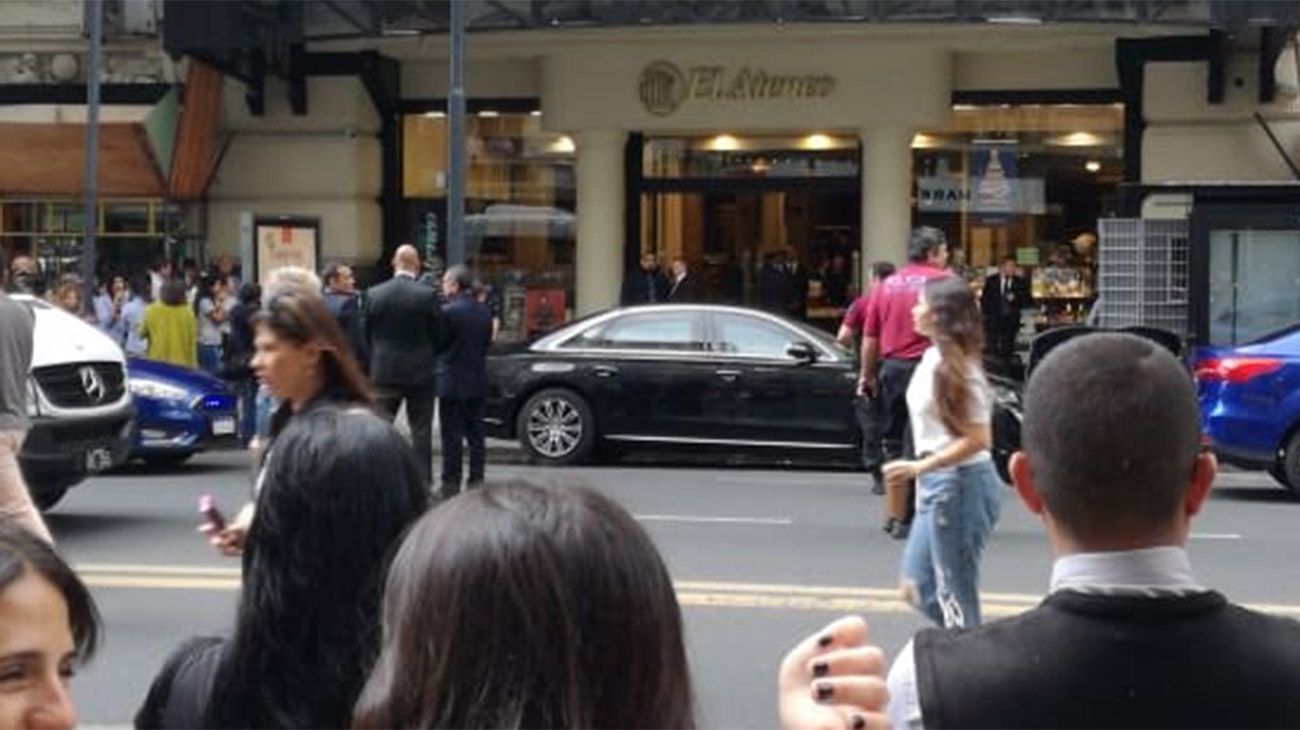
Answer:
[{"xmin": 1224, "ymin": 601, "xmax": 1300, "ymax": 642}]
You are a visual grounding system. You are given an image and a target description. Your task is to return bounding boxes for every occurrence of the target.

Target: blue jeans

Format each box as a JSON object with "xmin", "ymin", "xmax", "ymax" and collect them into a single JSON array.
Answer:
[
  {"xmin": 900, "ymin": 459, "xmax": 1004, "ymax": 628},
  {"xmin": 236, "ymin": 379, "xmax": 258, "ymax": 444},
  {"xmin": 197, "ymin": 344, "xmax": 222, "ymax": 375},
  {"xmin": 254, "ymin": 386, "xmax": 278, "ymax": 439}
]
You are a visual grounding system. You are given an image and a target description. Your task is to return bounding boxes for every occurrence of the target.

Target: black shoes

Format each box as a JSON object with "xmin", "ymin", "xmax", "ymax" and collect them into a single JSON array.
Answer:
[
  {"xmin": 867, "ymin": 473, "xmax": 885, "ymax": 495},
  {"xmin": 883, "ymin": 517, "xmax": 911, "ymax": 540}
]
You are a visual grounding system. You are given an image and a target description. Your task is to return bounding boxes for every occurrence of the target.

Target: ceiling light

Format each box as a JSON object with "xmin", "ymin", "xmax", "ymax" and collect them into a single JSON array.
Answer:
[
  {"xmin": 709, "ymin": 134, "xmax": 741, "ymax": 151},
  {"xmin": 530, "ymin": 110, "xmax": 542, "ymax": 117},
  {"xmin": 803, "ymin": 133, "xmax": 834, "ymax": 150},
  {"xmin": 1052, "ymin": 132, "xmax": 1104, "ymax": 147},
  {"xmin": 423, "ymin": 111, "xmax": 446, "ymax": 119},
  {"xmin": 552, "ymin": 136, "xmax": 576, "ymax": 154},
  {"xmin": 911, "ymin": 133, "xmax": 941, "ymax": 149},
  {"xmin": 477, "ymin": 110, "xmax": 500, "ymax": 118},
  {"xmin": 1085, "ymin": 160, "xmax": 1102, "ymax": 173}
]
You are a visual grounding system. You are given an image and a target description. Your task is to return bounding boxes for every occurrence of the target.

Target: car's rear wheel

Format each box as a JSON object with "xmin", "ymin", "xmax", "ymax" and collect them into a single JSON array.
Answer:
[
  {"xmin": 1277, "ymin": 430, "xmax": 1300, "ymax": 499},
  {"xmin": 516, "ymin": 388, "xmax": 595, "ymax": 465}
]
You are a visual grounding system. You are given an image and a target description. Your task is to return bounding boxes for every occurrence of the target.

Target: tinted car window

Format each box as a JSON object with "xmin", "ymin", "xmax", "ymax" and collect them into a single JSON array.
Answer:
[
  {"xmin": 713, "ymin": 313, "xmax": 798, "ymax": 358},
  {"xmin": 564, "ymin": 312, "xmax": 706, "ymax": 351}
]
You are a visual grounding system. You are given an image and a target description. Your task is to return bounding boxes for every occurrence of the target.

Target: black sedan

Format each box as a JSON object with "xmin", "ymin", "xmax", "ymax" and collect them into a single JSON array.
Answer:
[{"xmin": 485, "ymin": 304, "xmax": 1022, "ymax": 477}]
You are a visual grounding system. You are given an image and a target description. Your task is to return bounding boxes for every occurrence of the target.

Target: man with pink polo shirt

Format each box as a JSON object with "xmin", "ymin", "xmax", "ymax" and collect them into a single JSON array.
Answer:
[{"xmin": 859, "ymin": 227, "xmax": 951, "ymax": 539}]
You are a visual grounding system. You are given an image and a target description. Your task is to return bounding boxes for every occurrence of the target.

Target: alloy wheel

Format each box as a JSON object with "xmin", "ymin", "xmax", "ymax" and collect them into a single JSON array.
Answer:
[{"xmin": 525, "ymin": 397, "xmax": 584, "ymax": 458}]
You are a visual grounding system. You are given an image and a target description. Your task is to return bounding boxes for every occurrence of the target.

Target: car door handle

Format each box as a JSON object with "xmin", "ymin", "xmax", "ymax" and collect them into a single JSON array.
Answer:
[
  {"xmin": 715, "ymin": 368, "xmax": 742, "ymax": 381},
  {"xmin": 593, "ymin": 365, "xmax": 619, "ymax": 379}
]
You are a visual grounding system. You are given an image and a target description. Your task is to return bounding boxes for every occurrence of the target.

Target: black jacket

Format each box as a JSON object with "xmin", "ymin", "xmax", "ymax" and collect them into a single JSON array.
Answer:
[
  {"xmin": 362, "ymin": 274, "xmax": 443, "ymax": 387},
  {"xmin": 323, "ymin": 290, "xmax": 368, "ymax": 371},
  {"xmin": 620, "ymin": 268, "xmax": 669, "ymax": 305},
  {"xmin": 436, "ymin": 295, "xmax": 494, "ymax": 400},
  {"xmin": 666, "ymin": 273, "xmax": 698, "ymax": 303},
  {"xmin": 135, "ymin": 636, "xmax": 224, "ymax": 729},
  {"xmin": 981, "ymin": 274, "xmax": 1031, "ymax": 320}
]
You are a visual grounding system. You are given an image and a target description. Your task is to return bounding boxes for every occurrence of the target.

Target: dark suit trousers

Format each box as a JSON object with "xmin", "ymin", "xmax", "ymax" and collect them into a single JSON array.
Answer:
[
  {"xmin": 439, "ymin": 397, "xmax": 485, "ymax": 495},
  {"xmin": 853, "ymin": 394, "xmax": 884, "ymax": 476},
  {"xmin": 376, "ymin": 384, "xmax": 436, "ymax": 486},
  {"xmin": 879, "ymin": 359, "xmax": 919, "ymax": 523}
]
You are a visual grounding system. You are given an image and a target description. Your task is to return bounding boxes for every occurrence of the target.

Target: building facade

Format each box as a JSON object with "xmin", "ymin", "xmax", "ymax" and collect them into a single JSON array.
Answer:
[{"xmin": 4, "ymin": 1, "xmax": 1298, "ymax": 342}]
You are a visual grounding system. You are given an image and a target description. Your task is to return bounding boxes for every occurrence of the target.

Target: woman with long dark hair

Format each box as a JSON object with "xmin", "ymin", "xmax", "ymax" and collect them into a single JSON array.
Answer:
[
  {"xmin": 0, "ymin": 521, "xmax": 100, "ymax": 730},
  {"xmin": 353, "ymin": 480, "xmax": 695, "ymax": 729},
  {"xmin": 193, "ymin": 274, "xmax": 228, "ymax": 375},
  {"xmin": 203, "ymin": 287, "xmax": 375, "ymax": 555},
  {"xmin": 137, "ymin": 407, "xmax": 430, "ymax": 728},
  {"xmin": 883, "ymin": 276, "xmax": 1003, "ymax": 629}
]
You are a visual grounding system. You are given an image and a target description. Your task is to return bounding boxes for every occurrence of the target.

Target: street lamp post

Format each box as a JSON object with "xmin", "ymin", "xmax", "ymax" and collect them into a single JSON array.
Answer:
[
  {"xmin": 81, "ymin": 0, "xmax": 104, "ymax": 299},
  {"xmin": 446, "ymin": 0, "xmax": 466, "ymax": 267}
]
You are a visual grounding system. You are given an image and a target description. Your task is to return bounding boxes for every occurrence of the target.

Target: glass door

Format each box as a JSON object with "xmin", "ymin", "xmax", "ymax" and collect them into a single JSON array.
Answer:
[{"xmin": 1192, "ymin": 203, "xmax": 1300, "ymax": 346}]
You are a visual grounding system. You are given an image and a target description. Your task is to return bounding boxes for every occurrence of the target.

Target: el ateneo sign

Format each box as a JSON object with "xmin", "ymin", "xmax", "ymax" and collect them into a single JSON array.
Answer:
[{"xmin": 639, "ymin": 60, "xmax": 835, "ymax": 116}]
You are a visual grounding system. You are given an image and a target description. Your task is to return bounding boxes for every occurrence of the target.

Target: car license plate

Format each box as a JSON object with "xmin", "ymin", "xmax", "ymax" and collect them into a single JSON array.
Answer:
[
  {"xmin": 212, "ymin": 417, "xmax": 236, "ymax": 436},
  {"xmin": 85, "ymin": 447, "xmax": 114, "ymax": 473}
]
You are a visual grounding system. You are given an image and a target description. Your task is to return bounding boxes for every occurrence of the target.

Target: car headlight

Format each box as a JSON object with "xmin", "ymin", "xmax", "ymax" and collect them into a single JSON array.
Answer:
[
  {"xmin": 129, "ymin": 378, "xmax": 189, "ymax": 402},
  {"xmin": 26, "ymin": 378, "xmax": 38, "ymax": 417}
]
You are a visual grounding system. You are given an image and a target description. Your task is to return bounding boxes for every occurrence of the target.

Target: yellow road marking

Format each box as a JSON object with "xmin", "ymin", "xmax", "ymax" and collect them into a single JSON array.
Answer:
[{"xmin": 72, "ymin": 564, "xmax": 1300, "ymax": 620}]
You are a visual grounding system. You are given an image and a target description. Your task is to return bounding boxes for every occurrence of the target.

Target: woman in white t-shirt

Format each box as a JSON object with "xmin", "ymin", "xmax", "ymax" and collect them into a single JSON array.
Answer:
[{"xmin": 883, "ymin": 275, "xmax": 1003, "ymax": 629}]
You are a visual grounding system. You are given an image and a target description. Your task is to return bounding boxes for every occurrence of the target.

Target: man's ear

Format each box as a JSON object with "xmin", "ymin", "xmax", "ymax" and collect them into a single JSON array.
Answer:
[
  {"xmin": 1185, "ymin": 451, "xmax": 1217, "ymax": 518},
  {"xmin": 1010, "ymin": 451, "xmax": 1045, "ymax": 516}
]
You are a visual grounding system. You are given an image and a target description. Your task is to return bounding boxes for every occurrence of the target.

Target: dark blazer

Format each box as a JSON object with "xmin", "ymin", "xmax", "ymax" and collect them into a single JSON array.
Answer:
[
  {"xmin": 436, "ymin": 294, "xmax": 494, "ymax": 400},
  {"xmin": 363, "ymin": 274, "xmax": 443, "ymax": 387},
  {"xmin": 981, "ymin": 273, "xmax": 1031, "ymax": 319},
  {"xmin": 323, "ymin": 290, "xmax": 368, "ymax": 371},
  {"xmin": 666, "ymin": 273, "xmax": 697, "ymax": 303},
  {"xmin": 620, "ymin": 268, "xmax": 670, "ymax": 305}
]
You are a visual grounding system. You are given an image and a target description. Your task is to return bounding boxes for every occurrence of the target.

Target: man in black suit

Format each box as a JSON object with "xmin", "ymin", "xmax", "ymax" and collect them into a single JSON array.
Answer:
[
  {"xmin": 321, "ymin": 262, "xmax": 367, "ymax": 371},
  {"xmin": 363, "ymin": 244, "xmax": 443, "ymax": 486},
  {"xmin": 757, "ymin": 250, "xmax": 791, "ymax": 313},
  {"xmin": 620, "ymin": 252, "xmax": 669, "ymax": 305},
  {"xmin": 666, "ymin": 257, "xmax": 697, "ymax": 303},
  {"xmin": 981, "ymin": 256, "xmax": 1030, "ymax": 360},
  {"xmin": 436, "ymin": 263, "xmax": 494, "ymax": 497}
]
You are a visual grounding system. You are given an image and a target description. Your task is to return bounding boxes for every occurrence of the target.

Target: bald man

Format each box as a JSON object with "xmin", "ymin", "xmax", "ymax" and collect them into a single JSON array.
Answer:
[{"xmin": 362, "ymin": 245, "xmax": 445, "ymax": 485}]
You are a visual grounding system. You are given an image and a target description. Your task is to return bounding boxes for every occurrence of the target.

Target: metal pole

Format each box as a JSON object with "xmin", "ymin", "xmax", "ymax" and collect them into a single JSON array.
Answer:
[
  {"xmin": 81, "ymin": 0, "xmax": 104, "ymax": 300},
  {"xmin": 446, "ymin": 0, "xmax": 467, "ymax": 267}
]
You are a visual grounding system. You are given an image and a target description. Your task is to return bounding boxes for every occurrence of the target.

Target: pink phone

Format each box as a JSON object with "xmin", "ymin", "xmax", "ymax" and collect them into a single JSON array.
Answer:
[{"xmin": 199, "ymin": 494, "xmax": 226, "ymax": 531}]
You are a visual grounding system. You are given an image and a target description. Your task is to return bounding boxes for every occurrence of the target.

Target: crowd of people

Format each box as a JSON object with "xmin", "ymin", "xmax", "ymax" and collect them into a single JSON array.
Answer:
[{"xmin": 4, "ymin": 236, "xmax": 1300, "ymax": 728}]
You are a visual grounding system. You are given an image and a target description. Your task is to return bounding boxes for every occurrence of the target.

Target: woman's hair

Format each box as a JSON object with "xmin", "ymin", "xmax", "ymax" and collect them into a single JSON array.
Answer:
[
  {"xmin": 251, "ymin": 288, "xmax": 374, "ymax": 413},
  {"xmin": 924, "ymin": 276, "xmax": 985, "ymax": 435},
  {"xmin": 192, "ymin": 273, "xmax": 221, "ymax": 316},
  {"xmin": 159, "ymin": 278, "xmax": 188, "ymax": 306},
  {"xmin": 204, "ymin": 408, "xmax": 431, "ymax": 729},
  {"xmin": 354, "ymin": 481, "xmax": 695, "ymax": 730},
  {"xmin": 54, "ymin": 280, "xmax": 82, "ymax": 312},
  {"xmin": 0, "ymin": 522, "xmax": 100, "ymax": 664}
]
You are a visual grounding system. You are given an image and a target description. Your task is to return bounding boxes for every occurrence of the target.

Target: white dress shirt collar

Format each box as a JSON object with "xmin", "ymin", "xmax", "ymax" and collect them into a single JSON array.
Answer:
[{"xmin": 1050, "ymin": 546, "xmax": 1205, "ymax": 597}]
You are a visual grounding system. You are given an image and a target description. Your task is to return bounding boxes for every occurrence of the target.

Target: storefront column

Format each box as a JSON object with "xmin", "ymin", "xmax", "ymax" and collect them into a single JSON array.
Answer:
[
  {"xmin": 861, "ymin": 127, "xmax": 914, "ymax": 272},
  {"xmin": 575, "ymin": 129, "xmax": 626, "ymax": 315}
]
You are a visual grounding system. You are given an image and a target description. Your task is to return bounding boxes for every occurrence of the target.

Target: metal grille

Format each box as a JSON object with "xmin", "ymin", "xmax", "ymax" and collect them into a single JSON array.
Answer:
[
  {"xmin": 32, "ymin": 362, "xmax": 126, "ymax": 408},
  {"xmin": 1095, "ymin": 218, "xmax": 1190, "ymax": 336}
]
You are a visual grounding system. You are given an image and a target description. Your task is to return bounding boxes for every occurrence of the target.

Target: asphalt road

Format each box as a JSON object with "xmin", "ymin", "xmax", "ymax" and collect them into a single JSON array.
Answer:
[{"xmin": 51, "ymin": 450, "xmax": 1300, "ymax": 728}]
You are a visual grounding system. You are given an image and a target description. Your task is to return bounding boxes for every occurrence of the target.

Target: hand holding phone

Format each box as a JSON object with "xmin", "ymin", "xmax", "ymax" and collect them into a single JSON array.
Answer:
[{"xmin": 198, "ymin": 493, "xmax": 226, "ymax": 532}]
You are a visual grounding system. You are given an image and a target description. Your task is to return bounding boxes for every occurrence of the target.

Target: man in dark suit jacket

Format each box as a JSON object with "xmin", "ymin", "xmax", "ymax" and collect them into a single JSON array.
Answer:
[
  {"xmin": 620, "ymin": 252, "xmax": 670, "ymax": 305},
  {"xmin": 436, "ymin": 264, "xmax": 494, "ymax": 497},
  {"xmin": 363, "ymin": 245, "xmax": 443, "ymax": 485},
  {"xmin": 321, "ymin": 262, "xmax": 367, "ymax": 371},
  {"xmin": 981, "ymin": 256, "xmax": 1030, "ymax": 360},
  {"xmin": 666, "ymin": 257, "xmax": 698, "ymax": 303}
]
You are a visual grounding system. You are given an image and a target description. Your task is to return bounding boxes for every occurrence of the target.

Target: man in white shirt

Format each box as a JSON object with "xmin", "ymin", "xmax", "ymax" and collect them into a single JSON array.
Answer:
[{"xmin": 883, "ymin": 332, "xmax": 1300, "ymax": 729}]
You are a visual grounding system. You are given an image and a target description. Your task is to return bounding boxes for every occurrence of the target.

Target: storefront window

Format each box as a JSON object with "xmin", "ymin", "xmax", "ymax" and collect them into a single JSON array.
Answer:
[
  {"xmin": 402, "ymin": 111, "xmax": 575, "ymax": 341},
  {"xmin": 644, "ymin": 135, "xmax": 858, "ymax": 179},
  {"xmin": 912, "ymin": 103, "xmax": 1123, "ymax": 328},
  {"xmin": 0, "ymin": 198, "xmax": 176, "ymax": 284}
]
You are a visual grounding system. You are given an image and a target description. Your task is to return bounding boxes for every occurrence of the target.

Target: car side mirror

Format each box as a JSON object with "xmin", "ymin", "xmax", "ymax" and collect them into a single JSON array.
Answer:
[{"xmin": 786, "ymin": 341, "xmax": 818, "ymax": 363}]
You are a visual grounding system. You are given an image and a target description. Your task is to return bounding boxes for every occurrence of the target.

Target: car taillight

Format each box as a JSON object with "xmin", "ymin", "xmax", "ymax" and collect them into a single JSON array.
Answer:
[{"xmin": 1193, "ymin": 357, "xmax": 1283, "ymax": 383}]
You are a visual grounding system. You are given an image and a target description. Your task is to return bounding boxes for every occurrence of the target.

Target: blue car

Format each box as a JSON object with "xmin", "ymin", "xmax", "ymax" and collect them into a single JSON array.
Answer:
[
  {"xmin": 1194, "ymin": 324, "xmax": 1300, "ymax": 497},
  {"xmin": 126, "ymin": 358, "xmax": 241, "ymax": 465}
]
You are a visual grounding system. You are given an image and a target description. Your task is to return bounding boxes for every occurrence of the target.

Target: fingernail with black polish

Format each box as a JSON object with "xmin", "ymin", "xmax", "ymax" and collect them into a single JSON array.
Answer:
[
  {"xmin": 817, "ymin": 634, "xmax": 833, "ymax": 648},
  {"xmin": 812, "ymin": 661, "xmax": 829, "ymax": 678},
  {"xmin": 815, "ymin": 682, "xmax": 834, "ymax": 702},
  {"xmin": 851, "ymin": 714, "xmax": 867, "ymax": 730}
]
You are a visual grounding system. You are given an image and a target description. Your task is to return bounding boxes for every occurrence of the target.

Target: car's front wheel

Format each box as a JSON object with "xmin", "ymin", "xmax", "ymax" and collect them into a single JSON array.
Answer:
[
  {"xmin": 516, "ymin": 388, "xmax": 595, "ymax": 465},
  {"xmin": 1276, "ymin": 430, "xmax": 1300, "ymax": 499}
]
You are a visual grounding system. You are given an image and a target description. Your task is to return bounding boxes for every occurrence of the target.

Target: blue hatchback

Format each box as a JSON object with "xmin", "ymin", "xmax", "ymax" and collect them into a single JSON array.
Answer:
[
  {"xmin": 1194, "ymin": 324, "xmax": 1300, "ymax": 497},
  {"xmin": 126, "ymin": 358, "xmax": 241, "ymax": 466}
]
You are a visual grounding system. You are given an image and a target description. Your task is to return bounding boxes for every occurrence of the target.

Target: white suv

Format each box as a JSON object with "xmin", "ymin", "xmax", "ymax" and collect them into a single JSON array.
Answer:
[{"xmin": 15, "ymin": 295, "xmax": 134, "ymax": 510}]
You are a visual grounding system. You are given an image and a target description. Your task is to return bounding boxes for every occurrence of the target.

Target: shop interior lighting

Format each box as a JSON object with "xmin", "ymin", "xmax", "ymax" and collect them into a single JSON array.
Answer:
[
  {"xmin": 911, "ymin": 133, "xmax": 941, "ymax": 149},
  {"xmin": 1085, "ymin": 160, "xmax": 1102, "ymax": 173},
  {"xmin": 423, "ymin": 111, "xmax": 446, "ymax": 119},
  {"xmin": 1052, "ymin": 132, "xmax": 1104, "ymax": 147},
  {"xmin": 477, "ymin": 110, "xmax": 500, "ymax": 118},
  {"xmin": 552, "ymin": 136, "xmax": 576, "ymax": 154},
  {"xmin": 803, "ymin": 133, "xmax": 835, "ymax": 150},
  {"xmin": 530, "ymin": 110, "xmax": 543, "ymax": 117},
  {"xmin": 709, "ymin": 134, "xmax": 741, "ymax": 151}
]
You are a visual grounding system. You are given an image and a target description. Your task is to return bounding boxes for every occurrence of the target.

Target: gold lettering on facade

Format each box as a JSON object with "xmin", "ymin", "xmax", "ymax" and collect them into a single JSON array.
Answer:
[{"xmin": 639, "ymin": 61, "xmax": 834, "ymax": 115}]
